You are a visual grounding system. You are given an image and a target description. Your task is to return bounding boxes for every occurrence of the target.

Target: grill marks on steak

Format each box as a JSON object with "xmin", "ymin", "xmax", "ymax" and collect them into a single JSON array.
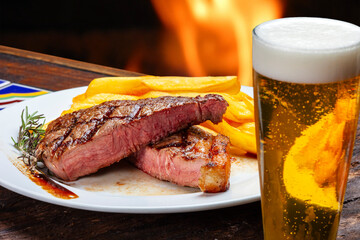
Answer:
[
  {"xmin": 36, "ymin": 95, "xmax": 228, "ymax": 181},
  {"xmin": 130, "ymin": 126, "xmax": 231, "ymax": 192},
  {"xmin": 46, "ymin": 104, "xmax": 118, "ymax": 159}
]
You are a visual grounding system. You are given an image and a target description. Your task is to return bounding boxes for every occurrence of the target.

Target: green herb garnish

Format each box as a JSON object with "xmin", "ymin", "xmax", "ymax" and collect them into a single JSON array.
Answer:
[{"xmin": 11, "ymin": 106, "xmax": 46, "ymax": 172}]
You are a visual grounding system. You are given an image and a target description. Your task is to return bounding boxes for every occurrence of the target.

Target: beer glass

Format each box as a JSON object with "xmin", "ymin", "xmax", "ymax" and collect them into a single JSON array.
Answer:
[{"xmin": 252, "ymin": 17, "xmax": 360, "ymax": 239}]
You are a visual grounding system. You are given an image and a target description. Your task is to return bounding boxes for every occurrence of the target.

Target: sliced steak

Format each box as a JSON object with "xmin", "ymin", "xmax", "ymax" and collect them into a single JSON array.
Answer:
[
  {"xmin": 130, "ymin": 126, "xmax": 231, "ymax": 193},
  {"xmin": 36, "ymin": 95, "xmax": 228, "ymax": 181}
]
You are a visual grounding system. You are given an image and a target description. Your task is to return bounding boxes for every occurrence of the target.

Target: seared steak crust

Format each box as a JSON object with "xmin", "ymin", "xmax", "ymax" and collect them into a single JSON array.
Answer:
[
  {"xmin": 36, "ymin": 95, "xmax": 228, "ymax": 181},
  {"xmin": 131, "ymin": 126, "xmax": 231, "ymax": 192}
]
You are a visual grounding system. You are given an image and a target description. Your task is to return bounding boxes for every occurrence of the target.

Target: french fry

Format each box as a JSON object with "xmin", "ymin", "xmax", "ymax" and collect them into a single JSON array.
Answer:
[
  {"xmin": 231, "ymin": 92, "xmax": 254, "ymax": 111},
  {"xmin": 229, "ymin": 145, "xmax": 247, "ymax": 156},
  {"xmin": 139, "ymin": 91, "xmax": 171, "ymax": 99},
  {"xmin": 195, "ymin": 125, "xmax": 218, "ymax": 136},
  {"xmin": 142, "ymin": 76, "xmax": 240, "ymax": 94},
  {"xmin": 85, "ymin": 76, "xmax": 151, "ymax": 98},
  {"xmin": 72, "ymin": 93, "xmax": 86, "ymax": 103},
  {"xmin": 236, "ymin": 122, "xmax": 255, "ymax": 135},
  {"xmin": 82, "ymin": 93, "xmax": 138, "ymax": 103},
  {"xmin": 220, "ymin": 93, "xmax": 254, "ymax": 123}
]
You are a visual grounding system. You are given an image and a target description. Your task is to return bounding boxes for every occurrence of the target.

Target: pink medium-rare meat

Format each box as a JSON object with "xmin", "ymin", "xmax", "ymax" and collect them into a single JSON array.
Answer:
[
  {"xmin": 130, "ymin": 126, "xmax": 231, "ymax": 193},
  {"xmin": 35, "ymin": 95, "xmax": 228, "ymax": 181}
]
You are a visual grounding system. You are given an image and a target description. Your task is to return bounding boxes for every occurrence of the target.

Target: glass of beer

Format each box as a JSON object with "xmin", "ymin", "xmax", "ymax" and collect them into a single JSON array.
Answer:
[{"xmin": 252, "ymin": 17, "xmax": 360, "ymax": 239}]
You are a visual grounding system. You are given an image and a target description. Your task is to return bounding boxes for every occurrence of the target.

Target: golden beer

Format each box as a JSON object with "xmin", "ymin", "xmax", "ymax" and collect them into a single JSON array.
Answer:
[{"xmin": 252, "ymin": 18, "xmax": 360, "ymax": 239}]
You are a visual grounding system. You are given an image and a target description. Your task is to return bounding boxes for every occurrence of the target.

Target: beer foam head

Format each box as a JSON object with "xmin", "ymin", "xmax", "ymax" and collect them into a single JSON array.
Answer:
[{"xmin": 253, "ymin": 17, "xmax": 360, "ymax": 83}]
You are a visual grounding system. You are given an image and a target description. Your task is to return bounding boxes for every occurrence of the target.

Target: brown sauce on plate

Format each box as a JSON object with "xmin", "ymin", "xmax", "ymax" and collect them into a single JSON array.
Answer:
[{"xmin": 29, "ymin": 172, "xmax": 78, "ymax": 199}]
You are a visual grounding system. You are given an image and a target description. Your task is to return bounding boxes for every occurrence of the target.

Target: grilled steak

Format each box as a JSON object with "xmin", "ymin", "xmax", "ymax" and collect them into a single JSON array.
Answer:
[
  {"xmin": 130, "ymin": 126, "xmax": 231, "ymax": 193},
  {"xmin": 36, "ymin": 95, "xmax": 228, "ymax": 181}
]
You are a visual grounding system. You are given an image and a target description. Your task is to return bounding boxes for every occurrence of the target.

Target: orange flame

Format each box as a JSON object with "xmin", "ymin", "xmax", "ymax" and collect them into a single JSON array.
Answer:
[{"xmin": 151, "ymin": 0, "xmax": 283, "ymax": 86}]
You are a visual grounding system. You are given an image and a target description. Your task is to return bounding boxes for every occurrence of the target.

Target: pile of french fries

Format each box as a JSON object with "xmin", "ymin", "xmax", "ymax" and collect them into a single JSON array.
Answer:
[{"xmin": 62, "ymin": 76, "xmax": 256, "ymax": 156}]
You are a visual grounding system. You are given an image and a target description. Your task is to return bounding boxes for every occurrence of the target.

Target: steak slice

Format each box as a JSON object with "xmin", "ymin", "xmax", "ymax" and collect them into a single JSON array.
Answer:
[
  {"xmin": 130, "ymin": 126, "xmax": 231, "ymax": 193},
  {"xmin": 36, "ymin": 94, "xmax": 228, "ymax": 181}
]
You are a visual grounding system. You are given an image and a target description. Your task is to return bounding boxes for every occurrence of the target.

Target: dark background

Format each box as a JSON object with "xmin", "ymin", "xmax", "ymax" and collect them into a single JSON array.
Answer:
[{"xmin": 0, "ymin": 0, "xmax": 359, "ymax": 76}]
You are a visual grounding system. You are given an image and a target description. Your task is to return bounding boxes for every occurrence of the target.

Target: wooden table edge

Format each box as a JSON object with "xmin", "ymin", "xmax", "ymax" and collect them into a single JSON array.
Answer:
[{"xmin": 0, "ymin": 45, "xmax": 141, "ymax": 77}]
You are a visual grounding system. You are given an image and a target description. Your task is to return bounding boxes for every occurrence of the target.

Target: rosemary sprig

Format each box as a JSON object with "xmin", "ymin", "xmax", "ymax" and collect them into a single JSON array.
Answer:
[{"xmin": 11, "ymin": 106, "xmax": 46, "ymax": 172}]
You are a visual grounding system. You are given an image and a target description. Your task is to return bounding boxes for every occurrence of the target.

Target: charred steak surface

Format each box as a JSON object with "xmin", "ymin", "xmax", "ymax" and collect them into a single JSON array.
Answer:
[
  {"xmin": 36, "ymin": 95, "xmax": 228, "ymax": 181},
  {"xmin": 130, "ymin": 126, "xmax": 231, "ymax": 193}
]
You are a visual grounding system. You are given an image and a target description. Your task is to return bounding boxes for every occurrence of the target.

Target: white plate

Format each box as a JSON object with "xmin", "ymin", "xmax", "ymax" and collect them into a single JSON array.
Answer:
[{"xmin": 0, "ymin": 86, "xmax": 260, "ymax": 213}]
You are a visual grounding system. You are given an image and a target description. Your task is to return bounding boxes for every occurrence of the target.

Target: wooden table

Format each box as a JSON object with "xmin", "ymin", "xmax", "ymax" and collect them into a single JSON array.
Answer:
[{"xmin": 0, "ymin": 45, "xmax": 358, "ymax": 239}]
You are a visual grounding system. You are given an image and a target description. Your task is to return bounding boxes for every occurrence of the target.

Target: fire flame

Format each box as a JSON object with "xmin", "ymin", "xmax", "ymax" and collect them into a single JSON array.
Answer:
[{"xmin": 151, "ymin": 0, "xmax": 283, "ymax": 86}]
